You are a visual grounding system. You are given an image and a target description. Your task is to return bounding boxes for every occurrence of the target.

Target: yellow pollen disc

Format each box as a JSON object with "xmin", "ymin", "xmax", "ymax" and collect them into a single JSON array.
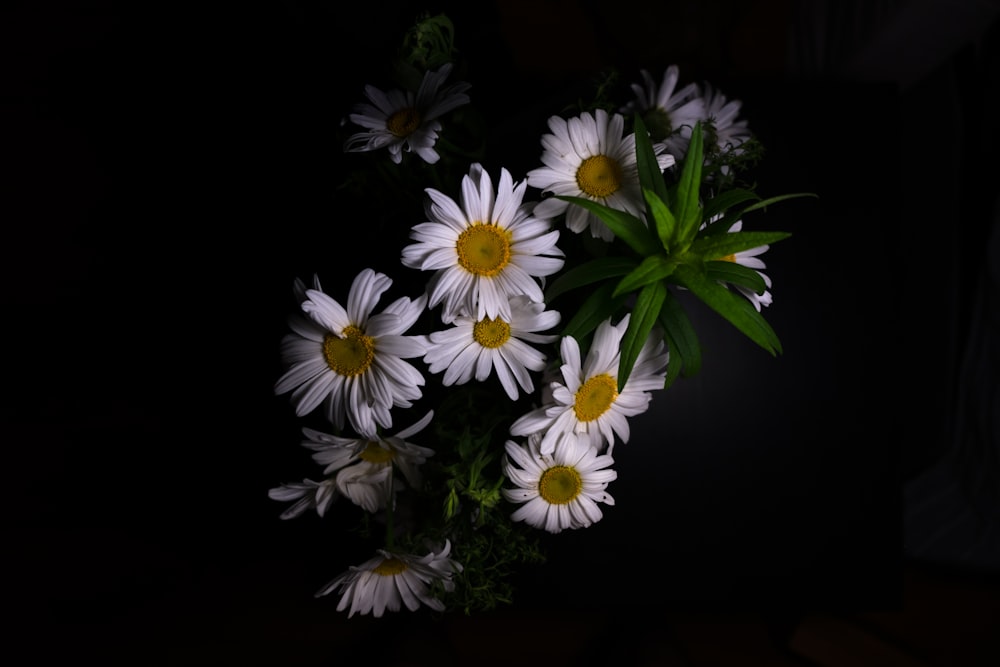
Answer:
[
  {"xmin": 573, "ymin": 374, "xmax": 618, "ymax": 422},
  {"xmin": 472, "ymin": 317, "xmax": 511, "ymax": 348},
  {"xmin": 372, "ymin": 557, "xmax": 408, "ymax": 576},
  {"xmin": 322, "ymin": 325, "xmax": 375, "ymax": 377},
  {"xmin": 719, "ymin": 253, "xmax": 736, "ymax": 263},
  {"xmin": 359, "ymin": 441, "xmax": 395, "ymax": 464},
  {"xmin": 456, "ymin": 223, "xmax": 512, "ymax": 277},
  {"xmin": 576, "ymin": 154, "xmax": 623, "ymax": 198},
  {"xmin": 538, "ymin": 465, "xmax": 583, "ymax": 504},
  {"xmin": 386, "ymin": 107, "xmax": 420, "ymax": 137}
]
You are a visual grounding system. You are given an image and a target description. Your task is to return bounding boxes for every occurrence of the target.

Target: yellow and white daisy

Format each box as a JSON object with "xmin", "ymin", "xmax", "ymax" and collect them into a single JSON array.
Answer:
[
  {"xmin": 526, "ymin": 108, "xmax": 675, "ymax": 242},
  {"xmin": 621, "ymin": 65, "xmax": 705, "ymax": 160},
  {"xmin": 316, "ymin": 540, "xmax": 463, "ymax": 618},
  {"xmin": 274, "ymin": 268, "xmax": 428, "ymax": 437},
  {"xmin": 343, "ymin": 63, "xmax": 471, "ymax": 164},
  {"xmin": 401, "ymin": 162, "xmax": 565, "ymax": 324},
  {"xmin": 423, "ymin": 294, "xmax": 560, "ymax": 401},
  {"xmin": 509, "ymin": 314, "xmax": 669, "ymax": 456},
  {"xmin": 716, "ymin": 219, "xmax": 773, "ymax": 311},
  {"xmin": 501, "ymin": 432, "xmax": 617, "ymax": 534},
  {"xmin": 302, "ymin": 411, "xmax": 436, "ymax": 512}
]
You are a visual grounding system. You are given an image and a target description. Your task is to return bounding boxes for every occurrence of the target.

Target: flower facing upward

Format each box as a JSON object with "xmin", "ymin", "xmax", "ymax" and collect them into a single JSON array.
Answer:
[
  {"xmin": 509, "ymin": 314, "xmax": 669, "ymax": 456},
  {"xmin": 315, "ymin": 540, "xmax": 463, "ymax": 618},
  {"xmin": 621, "ymin": 65, "xmax": 705, "ymax": 160},
  {"xmin": 401, "ymin": 162, "xmax": 565, "ymax": 324},
  {"xmin": 274, "ymin": 268, "xmax": 428, "ymax": 437},
  {"xmin": 526, "ymin": 108, "xmax": 675, "ymax": 242},
  {"xmin": 343, "ymin": 63, "xmax": 471, "ymax": 164},
  {"xmin": 423, "ymin": 294, "xmax": 561, "ymax": 401},
  {"xmin": 501, "ymin": 432, "xmax": 617, "ymax": 534}
]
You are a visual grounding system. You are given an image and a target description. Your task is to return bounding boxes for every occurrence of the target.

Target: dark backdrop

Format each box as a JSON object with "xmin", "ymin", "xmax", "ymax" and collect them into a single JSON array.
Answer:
[{"xmin": 5, "ymin": 0, "xmax": 998, "ymax": 663}]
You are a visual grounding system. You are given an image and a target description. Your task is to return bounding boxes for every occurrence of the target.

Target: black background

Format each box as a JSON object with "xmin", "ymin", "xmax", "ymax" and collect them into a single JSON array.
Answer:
[{"xmin": 5, "ymin": 0, "xmax": 999, "ymax": 664}]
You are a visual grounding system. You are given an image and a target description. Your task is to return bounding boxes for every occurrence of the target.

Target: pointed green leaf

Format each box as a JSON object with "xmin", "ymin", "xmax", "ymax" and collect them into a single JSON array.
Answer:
[
  {"xmin": 560, "ymin": 281, "xmax": 628, "ymax": 343},
  {"xmin": 633, "ymin": 114, "xmax": 669, "ymax": 204},
  {"xmin": 618, "ymin": 280, "xmax": 667, "ymax": 391},
  {"xmin": 702, "ymin": 187, "xmax": 761, "ymax": 223},
  {"xmin": 673, "ymin": 119, "xmax": 704, "ymax": 244},
  {"xmin": 690, "ymin": 230, "xmax": 792, "ymax": 260},
  {"xmin": 658, "ymin": 289, "xmax": 701, "ymax": 379},
  {"xmin": 644, "ymin": 187, "xmax": 676, "ymax": 252},
  {"xmin": 674, "ymin": 263, "xmax": 782, "ymax": 355},
  {"xmin": 705, "ymin": 260, "xmax": 768, "ymax": 295},
  {"xmin": 556, "ymin": 195, "xmax": 659, "ymax": 257},
  {"xmin": 544, "ymin": 256, "xmax": 638, "ymax": 303},
  {"xmin": 739, "ymin": 192, "xmax": 818, "ymax": 215},
  {"xmin": 612, "ymin": 254, "xmax": 676, "ymax": 297}
]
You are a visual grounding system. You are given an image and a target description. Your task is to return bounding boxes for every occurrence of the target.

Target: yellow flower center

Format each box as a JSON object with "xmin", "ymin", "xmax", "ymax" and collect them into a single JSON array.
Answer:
[
  {"xmin": 719, "ymin": 253, "xmax": 736, "ymax": 263},
  {"xmin": 359, "ymin": 441, "xmax": 395, "ymax": 464},
  {"xmin": 386, "ymin": 107, "xmax": 420, "ymax": 137},
  {"xmin": 372, "ymin": 557, "xmax": 408, "ymax": 576},
  {"xmin": 573, "ymin": 373, "xmax": 618, "ymax": 422},
  {"xmin": 576, "ymin": 154, "xmax": 623, "ymax": 199},
  {"xmin": 472, "ymin": 317, "xmax": 511, "ymax": 348},
  {"xmin": 538, "ymin": 465, "xmax": 583, "ymax": 504},
  {"xmin": 456, "ymin": 223, "xmax": 512, "ymax": 277},
  {"xmin": 322, "ymin": 325, "xmax": 375, "ymax": 377}
]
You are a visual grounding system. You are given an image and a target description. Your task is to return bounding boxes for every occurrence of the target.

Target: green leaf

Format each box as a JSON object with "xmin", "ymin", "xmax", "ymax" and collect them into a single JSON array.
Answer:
[
  {"xmin": 690, "ymin": 230, "xmax": 792, "ymax": 260},
  {"xmin": 739, "ymin": 192, "xmax": 818, "ymax": 215},
  {"xmin": 658, "ymin": 289, "xmax": 701, "ymax": 379},
  {"xmin": 644, "ymin": 187, "xmax": 676, "ymax": 252},
  {"xmin": 617, "ymin": 280, "xmax": 666, "ymax": 391},
  {"xmin": 612, "ymin": 254, "xmax": 677, "ymax": 297},
  {"xmin": 543, "ymin": 256, "xmax": 638, "ymax": 303},
  {"xmin": 705, "ymin": 260, "xmax": 768, "ymax": 295},
  {"xmin": 560, "ymin": 281, "xmax": 628, "ymax": 343},
  {"xmin": 674, "ymin": 263, "xmax": 782, "ymax": 355},
  {"xmin": 702, "ymin": 187, "xmax": 761, "ymax": 223},
  {"xmin": 555, "ymin": 195, "xmax": 659, "ymax": 257},
  {"xmin": 633, "ymin": 114, "xmax": 669, "ymax": 205},
  {"xmin": 673, "ymin": 119, "xmax": 704, "ymax": 244}
]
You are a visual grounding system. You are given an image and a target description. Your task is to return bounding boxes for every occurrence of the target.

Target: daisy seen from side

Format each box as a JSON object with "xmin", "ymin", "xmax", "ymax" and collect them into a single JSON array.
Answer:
[
  {"xmin": 273, "ymin": 268, "xmax": 428, "ymax": 437},
  {"xmin": 526, "ymin": 108, "xmax": 675, "ymax": 242},
  {"xmin": 343, "ymin": 63, "xmax": 471, "ymax": 165},
  {"xmin": 711, "ymin": 219, "xmax": 773, "ymax": 311},
  {"xmin": 315, "ymin": 540, "xmax": 463, "ymax": 618},
  {"xmin": 401, "ymin": 162, "xmax": 565, "ymax": 324}
]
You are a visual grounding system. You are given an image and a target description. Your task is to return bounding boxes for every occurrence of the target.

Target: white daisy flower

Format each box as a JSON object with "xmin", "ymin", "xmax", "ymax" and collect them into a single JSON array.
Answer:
[
  {"xmin": 343, "ymin": 63, "xmax": 471, "ymax": 164},
  {"xmin": 715, "ymin": 219, "xmax": 773, "ymax": 311},
  {"xmin": 316, "ymin": 540, "xmax": 463, "ymax": 618},
  {"xmin": 401, "ymin": 162, "xmax": 565, "ymax": 324},
  {"xmin": 301, "ymin": 411, "xmax": 436, "ymax": 512},
  {"xmin": 501, "ymin": 432, "xmax": 617, "ymax": 534},
  {"xmin": 509, "ymin": 314, "xmax": 669, "ymax": 456},
  {"xmin": 700, "ymin": 82, "xmax": 751, "ymax": 157},
  {"xmin": 526, "ymin": 108, "xmax": 675, "ymax": 242},
  {"xmin": 274, "ymin": 268, "xmax": 428, "ymax": 437},
  {"xmin": 267, "ymin": 478, "xmax": 339, "ymax": 519},
  {"xmin": 423, "ymin": 294, "xmax": 560, "ymax": 401},
  {"xmin": 621, "ymin": 65, "xmax": 705, "ymax": 160}
]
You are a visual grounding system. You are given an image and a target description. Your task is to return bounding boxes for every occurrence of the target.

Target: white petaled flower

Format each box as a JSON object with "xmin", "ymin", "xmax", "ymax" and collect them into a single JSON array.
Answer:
[
  {"xmin": 621, "ymin": 65, "xmax": 705, "ymax": 160},
  {"xmin": 714, "ymin": 219, "xmax": 773, "ymax": 311},
  {"xmin": 301, "ymin": 411, "xmax": 436, "ymax": 512},
  {"xmin": 526, "ymin": 108, "xmax": 675, "ymax": 242},
  {"xmin": 267, "ymin": 478, "xmax": 339, "ymax": 519},
  {"xmin": 343, "ymin": 63, "xmax": 471, "ymax": 164},
  {"xmin": 316, "ymin": 540, "xmax": 463, "ymax": 618},
  {"xmin": 509, "ymin": 314, "xmax": 669, "ymax": 456},
  {"xmin": 274, "ymin": 268, "xmax": 428, "ymax": 437},
  {"xmin": 700, "ymin": 82, "xmax": 751, "ymax": 158},
  {"xmin": 501, "ymin": 432, "xmax": 617, "ymax": 534},
  {"xmin": 423, "ymin": 294, "xmax": 561, "ymax": 401},
  {"xmin": 401, "ymin": 162, "xmax": 565, "ymax": 325}
]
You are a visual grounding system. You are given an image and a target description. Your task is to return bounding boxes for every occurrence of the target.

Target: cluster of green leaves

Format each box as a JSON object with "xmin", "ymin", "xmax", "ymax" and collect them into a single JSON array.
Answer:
[{"xmin": 544, "ymin": 116, "xmax": 814, "ymax": 390}]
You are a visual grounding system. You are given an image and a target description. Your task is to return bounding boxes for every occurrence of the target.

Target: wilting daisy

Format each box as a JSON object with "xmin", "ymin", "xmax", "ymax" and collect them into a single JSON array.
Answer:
[
  {"xmin": 423, "ymin": 294, "xmax": 561, "ymax": 401},
  {"xmin": 316, "ymin": 540, "xmax": 463, "ymax": 618},
  {"xmin": 401, "ymin": 162, "xmax": 565, "ymax": 324},
  {"xmin": 509, "ymin": 314, "xmax": 669, "ymax": 456},
  {"xmin": 267, "ymin": 478, "xmax": 339, "ymax": 520},
  {"xmin": 301, "ymin": 411, "xmax": 436, "ymax": 512},
  {"xmin": 526, "ymin": 108, "xmax": 675, "ymax": 242},
  {"xmin": 621, "ymin": 65, "xmax": 705, "ymax": 160},
  {"xmin": 343, "ymin": 63, "xmax": 471, "ymax": 164},
  {"xmin": 712, "ymin": 219, "xmax": 773, "ymax": 311},
  {"xmin": 274, "ymin": 268, "xmax": 428, "ymax": 437},
  {"xmin": 700, "ymin": 82, "xmax": 751, "ymax": 159},
  {"xmin": 501, "ymin": 432, "xmax": 616, "ymax": 534}
]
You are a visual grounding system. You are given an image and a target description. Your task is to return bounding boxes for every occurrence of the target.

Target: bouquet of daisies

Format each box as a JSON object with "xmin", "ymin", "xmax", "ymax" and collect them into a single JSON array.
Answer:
[{"xmin": 268, "ymin": 12, "xmax": 812, "ymax": 618}]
